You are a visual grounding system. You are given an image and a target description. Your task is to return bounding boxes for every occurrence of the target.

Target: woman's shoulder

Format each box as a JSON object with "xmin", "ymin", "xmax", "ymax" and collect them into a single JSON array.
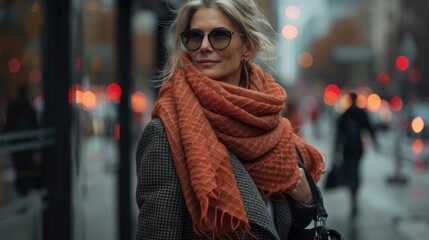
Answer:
[
  {"xmin": 136, "ymin": 118, "xmax": 168, "ymax": 155},
  {"xmin": 144, "ymin": 118, "xmax": 164, "ymax": 131},
  {"xmin": 139, "ymin": 118, "xmax": 166, "ymax": 139}
]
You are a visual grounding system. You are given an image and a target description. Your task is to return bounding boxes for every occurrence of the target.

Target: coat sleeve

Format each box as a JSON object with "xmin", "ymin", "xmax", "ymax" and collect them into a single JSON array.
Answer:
[
  {"xmin": 287, "ymin": 196, "xmax": 316, "ymax": 228},
  {"xmin": 135, "ymin": 119, "xmax": 186, "ymax": 240}
]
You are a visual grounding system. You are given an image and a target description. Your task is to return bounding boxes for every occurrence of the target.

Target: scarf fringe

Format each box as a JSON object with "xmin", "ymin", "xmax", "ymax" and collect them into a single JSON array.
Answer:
[{"xmin": 194, "ymin": 206, "xmax": 252, "ymax": 239}]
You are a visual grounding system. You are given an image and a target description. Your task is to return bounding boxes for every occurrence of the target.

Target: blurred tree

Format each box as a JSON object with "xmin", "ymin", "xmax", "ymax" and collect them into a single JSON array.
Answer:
[{"xmin": 308, "ymin": 16, "xmax": 368, "ymax": 86}]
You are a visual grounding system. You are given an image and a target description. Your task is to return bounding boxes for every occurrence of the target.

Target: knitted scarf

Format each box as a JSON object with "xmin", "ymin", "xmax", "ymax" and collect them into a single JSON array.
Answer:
[{"xmin": 152, "ymin": 54, "xmax": 324, "ymax": 238}]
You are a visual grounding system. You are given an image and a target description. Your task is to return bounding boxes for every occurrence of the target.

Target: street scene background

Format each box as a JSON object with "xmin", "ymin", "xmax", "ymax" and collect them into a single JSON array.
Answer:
[{"xmin": 1, "ymin": 0, "xmax": 428, "ymax": 239}]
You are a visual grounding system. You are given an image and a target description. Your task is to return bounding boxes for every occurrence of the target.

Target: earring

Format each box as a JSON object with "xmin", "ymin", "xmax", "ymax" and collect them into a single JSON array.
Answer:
[{"xmin": 242, "ymin": 59, "xmax": 249, "ymax": 88}]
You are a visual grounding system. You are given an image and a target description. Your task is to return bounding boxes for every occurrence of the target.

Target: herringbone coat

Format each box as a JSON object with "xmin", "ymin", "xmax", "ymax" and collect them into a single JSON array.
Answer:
[{"xmin": 135, "ymin": 119, "xmax": 315, "ymax": 239}]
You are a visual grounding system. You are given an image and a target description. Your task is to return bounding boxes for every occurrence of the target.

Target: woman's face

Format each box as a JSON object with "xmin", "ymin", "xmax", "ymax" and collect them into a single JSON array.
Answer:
[{"xmin": 186, "ymin": 7, "xmax": 251, "ymax": 86}]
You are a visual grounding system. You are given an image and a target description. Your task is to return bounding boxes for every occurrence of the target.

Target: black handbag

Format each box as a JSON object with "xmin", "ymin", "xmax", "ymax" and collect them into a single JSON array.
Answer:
[
  {"xmin": 324, "ymin": 159, "xmax": 344, "ymax": 190},
  {"xmin": 289, "ymin": 145, "xmax": 344, "ymax": 240}
]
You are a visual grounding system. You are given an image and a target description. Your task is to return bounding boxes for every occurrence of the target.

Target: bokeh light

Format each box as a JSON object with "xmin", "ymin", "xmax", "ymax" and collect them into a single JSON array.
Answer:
[
  {"xmin": 131, "ymin": 91, "xmax": 148, "ymax": 113},
  {"xmin": 82, "ymin": 91, "xmax": 97, "ymax": 110},
  {"xmin": 411, "ymin": 139, "xmax": 424, "ymax": 154},
  {"xmin": 396, "ymin": 55, "xmax": 409, "ymax": 71},
  {"xmin": 68, "ymin": 89, "xmax": 74, "ymax": 103},
  {"xmin": 323, "ymin": 84, "xmax": 341, "ymax": 106},
  {"xmin": 339, "ymin": 94, "xmax": 352, "ymax": 110},
  {"xmin": 415, "ymin": 159, "xmax": 426, "ymax": 173},
  {"xmin": 298, "ymin": 52, "xmax": 313, "ymax": 68},
  {"xmin": 379, "ymin": 100, "xmax": 392, "ymax": 123},
  {"xmin": 366, "ymin": 94, "xmax": 381, "ymax": 112},
  {"xmin": 376, "ymin": 72, "xmax": 390, "ymax": 84},
  {"xmin": 106, "ymin": 83, "xmax": 122, "ymax": 102},
  {"xmin": 114, "ymin": 123, "xmax": 120, "ymax": 140},
  {"xmin": 285, "ymin": 5, "xmax": 301, "ymax": 20},
  {"xmin": 411, "ymin": 117, "xmax": 424, "ymax": 134},
  {"xmin": 75, "ymin": 56, "xmax": 81, "ymax": 70},
  {"xmin": 8, "ymin": 58, "xmax": 21, "ymax": 73},
  {"xmin": 29, "ymin": 68, "xmax": 42, "ymax": 83},
  {"xmin": 75, "ymin": 89, "xmax": 83, "ymax": 104},
  {"xmin": 33, "ymin": 95, "xmax": 42, "ymax": 107},
  {"xmin": 91, "ymin": 56, "xmax": 103, "ymax": 71},
  {"xmin": 356, "ymin": 94, "xmax": 367, "ymax": 109},
  {"xmin": 408, "ymin": 68, "xmax": 421, "ymax": 84},
  {"xmin": 282, "ymin": 24, "xmax": 298, "ymax": 40},
  {"xmin": 389, "ymin": 96, "xmax": 403, "ymax": 112}
]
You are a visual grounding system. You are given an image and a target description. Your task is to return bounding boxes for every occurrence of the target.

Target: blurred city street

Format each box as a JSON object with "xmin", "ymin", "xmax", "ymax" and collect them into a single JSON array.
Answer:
[
  {"xmin": 1, "ymin": 0, "xmax": 429, "ymax": 239},
  {"xmin": 85, "ymin": 111, "xmax": 429, "ymax": 240},
  {"xmin": 302, "ymin": 112, "xmax": 429, "ymax": 240}
]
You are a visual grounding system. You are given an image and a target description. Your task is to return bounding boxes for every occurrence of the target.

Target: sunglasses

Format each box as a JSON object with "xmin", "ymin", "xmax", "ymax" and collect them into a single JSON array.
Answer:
[{"xmin": 180, "ymin": 29, "xmax": 240, "ymax": 51}]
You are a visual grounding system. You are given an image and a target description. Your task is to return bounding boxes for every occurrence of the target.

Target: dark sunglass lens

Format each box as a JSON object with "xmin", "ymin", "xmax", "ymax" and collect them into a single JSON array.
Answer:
[
  {"xmin": 182, "ymin": 31, "xmax": 203, "ymax": 50},
  {"xmin": 211, "ymin": 30, "xmax": 231, "ymax": 39},
  {"xmin": 209, "ymin": 30, "xmax": 232, "ymax": 50}
]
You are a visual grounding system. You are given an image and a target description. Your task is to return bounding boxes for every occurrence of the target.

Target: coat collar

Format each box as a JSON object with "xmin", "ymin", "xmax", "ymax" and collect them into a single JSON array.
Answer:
[{"xmin": 229, "ymin": 152, "xmax": 281, "ymax": 240}]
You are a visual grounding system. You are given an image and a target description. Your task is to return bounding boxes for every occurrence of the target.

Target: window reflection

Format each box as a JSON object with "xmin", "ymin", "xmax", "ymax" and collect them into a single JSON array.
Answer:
[
  {"xmin": 0, "ymin": 0, "xmax": 44, "ymax": 204},
  {"xmin": 0, "ymin": 1, "xmax": 46, "ymax": 239}
]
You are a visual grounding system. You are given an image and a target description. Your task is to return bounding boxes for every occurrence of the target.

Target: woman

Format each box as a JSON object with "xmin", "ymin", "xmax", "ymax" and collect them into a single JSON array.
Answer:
[{"xmin": 135, "ymin": 0, "xmax": 325, "ymax": 239}]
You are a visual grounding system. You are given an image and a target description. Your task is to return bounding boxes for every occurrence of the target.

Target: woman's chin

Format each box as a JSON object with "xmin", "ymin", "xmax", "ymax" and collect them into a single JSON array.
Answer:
[{"xmin": 199, "ymin": 70, "xmax": 220, "ymax": 80}]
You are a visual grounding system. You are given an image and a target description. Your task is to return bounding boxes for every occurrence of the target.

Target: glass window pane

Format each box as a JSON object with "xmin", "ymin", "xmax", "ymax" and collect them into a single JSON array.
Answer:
[
  {"xmin": 70, "ymin": 0, "xmax": 118, "ymax": 239},
  {"xmin": 0, "ymin": 1, "xmax": 45, "ymax": 239}
]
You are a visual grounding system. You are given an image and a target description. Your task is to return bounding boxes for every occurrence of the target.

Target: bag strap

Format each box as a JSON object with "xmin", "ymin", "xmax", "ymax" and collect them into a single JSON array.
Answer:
[{"xmin": 295, "ymin": 145, "xmax": 328, "ymax": 221}]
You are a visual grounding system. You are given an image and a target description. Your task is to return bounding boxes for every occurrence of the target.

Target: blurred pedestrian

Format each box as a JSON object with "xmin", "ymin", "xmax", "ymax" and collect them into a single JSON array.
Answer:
[
  {"xmin": 310, "ymin": 102, "xmax": 321, "ymax": 138},
  {"xmin": 282, "ymin": 98, "xmax": 303, "ymax": 135},
  {"xmin": 135, "ymin": 0, "xmax": 325, "ymax": 239},
  {"xmin": 334, "ymin": 92, "xmax": 378, "ymax": 217},
  {"xmin": 3, "ymin": 85, "xmax": 40, "ymax": 196}
]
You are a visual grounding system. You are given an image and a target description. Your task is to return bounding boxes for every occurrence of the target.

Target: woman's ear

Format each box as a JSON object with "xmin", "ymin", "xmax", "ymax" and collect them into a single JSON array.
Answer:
[{"xmin": 242, "ymin": 42, "xmax": 255, "ymax": 61}]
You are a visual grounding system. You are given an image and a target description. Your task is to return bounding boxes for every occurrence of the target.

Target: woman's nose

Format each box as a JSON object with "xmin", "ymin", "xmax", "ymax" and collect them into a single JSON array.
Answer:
[{"xmin": 199, "ymin": 34, "xmax": 212, "ymax": 51}]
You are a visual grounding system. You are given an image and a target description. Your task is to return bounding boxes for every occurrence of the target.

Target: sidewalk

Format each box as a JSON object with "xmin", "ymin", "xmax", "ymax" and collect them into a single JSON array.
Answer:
[{"xmin": 301, "ymin": 113, "xmax": 429, "ymax": 240}]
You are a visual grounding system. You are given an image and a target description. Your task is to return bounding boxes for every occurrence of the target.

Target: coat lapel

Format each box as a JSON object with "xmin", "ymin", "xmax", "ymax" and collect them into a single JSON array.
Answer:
[
  {"xmin": 272, "ymin": 200, "xmax": 293, "ymax": 240},
  {"xmin": 229, "ymin": 153, "xmax": 280, "ymax": 240}
]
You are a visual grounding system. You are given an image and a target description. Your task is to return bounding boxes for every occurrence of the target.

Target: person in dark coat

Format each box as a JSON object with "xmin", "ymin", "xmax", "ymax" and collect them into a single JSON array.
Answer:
[
  {"xmin": 334, "ymin": 92, "xmax": 378, "ymax": 217},
  {"xmin": 3, "ymin": 85, "xmax": 40, "ymax": 196}
]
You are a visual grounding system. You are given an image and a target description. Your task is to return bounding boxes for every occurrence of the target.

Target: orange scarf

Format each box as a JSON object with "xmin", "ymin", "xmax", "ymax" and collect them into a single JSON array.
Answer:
[{"xmin": 152, "ymin": 54, "xmax": 324, "ymax": 238}]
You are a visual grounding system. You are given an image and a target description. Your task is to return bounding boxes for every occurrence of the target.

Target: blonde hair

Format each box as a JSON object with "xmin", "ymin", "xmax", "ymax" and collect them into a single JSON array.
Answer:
[{"xmin": 156, "ymin": 0, "xmax": 278, "ymax": 86}]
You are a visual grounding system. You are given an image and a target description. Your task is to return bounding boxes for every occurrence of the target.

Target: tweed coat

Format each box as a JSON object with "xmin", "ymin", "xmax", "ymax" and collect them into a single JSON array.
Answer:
[{"xmin": 135, "ymin": 118, "xmax": 315, "ymax": 240}]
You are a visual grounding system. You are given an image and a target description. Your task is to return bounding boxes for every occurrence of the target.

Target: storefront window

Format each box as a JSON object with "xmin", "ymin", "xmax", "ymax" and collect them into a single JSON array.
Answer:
[
  {"xmin": 0, "ymin": 0, "xmax": 46, "ymax": 239},
  {"xmin": 70, "ymin": 0, "xmax": 119, "ymax": 239},
  {"xmin": 1, "ymin": 0, "xmax": 170, "ymax": 239}
]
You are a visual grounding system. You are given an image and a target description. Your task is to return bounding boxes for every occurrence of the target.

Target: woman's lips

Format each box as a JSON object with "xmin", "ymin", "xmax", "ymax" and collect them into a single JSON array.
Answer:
[{"xmin": 197, "ymin": 60, "xmax": 219, "ymax": 67}]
